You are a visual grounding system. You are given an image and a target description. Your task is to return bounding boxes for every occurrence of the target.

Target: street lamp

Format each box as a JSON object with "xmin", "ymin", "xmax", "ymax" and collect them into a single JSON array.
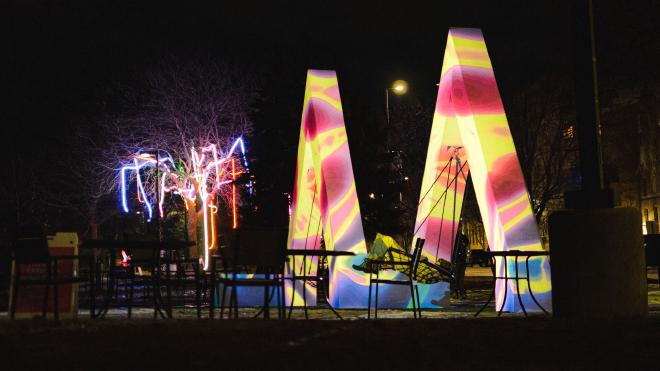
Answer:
[
  {"xmin": 384, "ymin": 80, "xmax": 409, "ymax": 204},
  {"xmin": 391, "ymin": 80, "xmax": 408, "ymax": 95},
  {"xmin": 386, "ymin": 79, "xmax": 408, "ymax": 126}
]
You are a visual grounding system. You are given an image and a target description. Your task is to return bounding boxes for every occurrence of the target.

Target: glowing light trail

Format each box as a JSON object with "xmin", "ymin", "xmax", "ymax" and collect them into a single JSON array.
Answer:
[{"xmin": 118, "ymin": 137, "xmax": 251, "ymax": 270}]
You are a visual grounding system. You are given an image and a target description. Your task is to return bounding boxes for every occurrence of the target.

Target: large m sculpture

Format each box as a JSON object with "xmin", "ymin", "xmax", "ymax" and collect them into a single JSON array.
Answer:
[{"xmin": 288, "ymin": 29, "xmax": 552, "ymax": 311}]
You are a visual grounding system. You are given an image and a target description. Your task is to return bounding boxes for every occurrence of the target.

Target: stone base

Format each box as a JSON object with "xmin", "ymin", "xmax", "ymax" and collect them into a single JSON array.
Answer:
[{"xmin": 549, "ymin": 208, "xmax": 647, "ymax": 318}]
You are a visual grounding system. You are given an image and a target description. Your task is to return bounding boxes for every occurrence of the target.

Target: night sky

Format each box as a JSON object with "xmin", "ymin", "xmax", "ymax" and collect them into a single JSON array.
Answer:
[
  {"xmin": 8, "ymin": 1, "xmax": 577, "ymax": 127},
  {"xmin": 4, "ymin": 0, "xmax": 659, "ymax": 231}
]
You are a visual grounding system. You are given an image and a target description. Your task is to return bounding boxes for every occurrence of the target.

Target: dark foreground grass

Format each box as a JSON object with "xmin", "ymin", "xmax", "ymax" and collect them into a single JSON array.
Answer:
[{"xmin": 0, "ymin": 317, "xmax": 659, "ymax": 370}]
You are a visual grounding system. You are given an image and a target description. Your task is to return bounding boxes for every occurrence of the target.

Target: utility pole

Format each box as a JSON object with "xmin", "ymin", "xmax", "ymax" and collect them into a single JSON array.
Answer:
[{"xmin": 565, "ymin": 0, "xmax": 613, "ymax": 208}]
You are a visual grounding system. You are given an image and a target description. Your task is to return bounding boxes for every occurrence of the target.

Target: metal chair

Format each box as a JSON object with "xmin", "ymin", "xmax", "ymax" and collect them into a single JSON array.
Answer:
[
  {"xmin": 87, "ymin": 241, "xmax": 156, "ymax": 319},
  {"xmin": 149, "ymin": 255, "xmax": 203, "ymax": 319},
  {"xmin": 120, "ymin": 239, "xmax": 201, "ymax": 320},
  {"xmin": 209, "ymin": 228, "xmax": 288, "ymax": 319},
  {"xmin": 367, "ymin": 238, "xmax": 425, "ymax": 319},
  {"xmin": 9, "ymin": 226, "xmax": 91, "ymax": 320},
  {"xmin": 84, "ymin": 238, "xmax": 198, "ymax": 319}
]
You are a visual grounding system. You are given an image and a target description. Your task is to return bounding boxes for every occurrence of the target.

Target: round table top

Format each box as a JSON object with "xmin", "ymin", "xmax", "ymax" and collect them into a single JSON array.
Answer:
[
  {"xmin": 80, "ymin": 240, "xmax": 196, "ymax": 250},
  {"xmin": 286, "ymin": 249, "xmax": 355, "ymax": 257},
  {"xmin": 487, "ymin": 250, "xmax": 549, "ymax": 257}
]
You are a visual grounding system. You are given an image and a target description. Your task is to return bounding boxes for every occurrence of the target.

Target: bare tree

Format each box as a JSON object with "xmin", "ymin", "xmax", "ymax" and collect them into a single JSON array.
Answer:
[
  {"xmin": 364, "ymin": 94, "xmax": 433, "ymax": 243},
  {"xmin": 45, "ymin": 127, "xmax": 120, "ymax": 239},
  {"xmin": 508, "ymin": 75, "xmax": 578, "ymax": 230},
  {"xmin": 109, "ymin": 57, "xmax": 255, "ymax": 161},
  {"xmin": 53, "ymin": 57, "xmax": 258, "ymax": 242},
  {"xmin": 393, "ymin": 98, "xmax": 434, "ymax": 238},
  {"xmin": 2, "ymin": 150, "xmax": 46, "ymax": 226}
]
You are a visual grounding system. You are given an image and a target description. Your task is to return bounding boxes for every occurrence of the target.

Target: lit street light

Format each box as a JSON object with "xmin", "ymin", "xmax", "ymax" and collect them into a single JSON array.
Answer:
[
  {"xmin": 386, "ymin": 79, "xmax": 408, "ymax": 127},
  {"xmin": 384, "ymin": 80, "xmax": 409, "ymax": 203},
  {"xmin": 391, "ymin": 80, "xmax": 408, "ymax": 95}
]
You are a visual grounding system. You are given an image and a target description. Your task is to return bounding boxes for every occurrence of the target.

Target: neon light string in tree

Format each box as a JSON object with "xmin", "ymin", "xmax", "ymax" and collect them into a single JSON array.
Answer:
[
  {"xmin": 119, "ymin": 137, "xmax": 251, "ymax": 270},
  {"xmin": 185, "ymin": 138, "xmax": 250, "ymax": 269},
  {"xmin": 120, "ymin": 152, "xmax": 176, "ymax": 221}
]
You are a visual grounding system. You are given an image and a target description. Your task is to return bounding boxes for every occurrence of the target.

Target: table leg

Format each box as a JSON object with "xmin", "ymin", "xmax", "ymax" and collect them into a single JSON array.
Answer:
[
  {"xmin": 475, "ymin": 255, "xmax": 496, "ymax": 317},
  {"xmin": 415, "ymin": 284, "xmax": 422, "ymax": 318},
  {"xmin": 98, "ymin": 250, "xmax": 117, "ymax": 319},
  {"xmin": 409, "ymin": 281, "xmax": 417, "ymax": 319},
  {"xmin": 53, "ymin": 261, "xmax": 59, "ymax": 320},
  {"xmin": 498, "ymin": 256, "xmax": 508, "ymax": 317},
  {"xmin": 195, "ymin": 266, "xmax": 202, "ymax": 319},
  {"xmin": 375, "ymin": 268, "xmax": 380, "ymax": 319},
  {"xmin": 287, "ymin": 278, "xmax": 296, "ymax": 320},
  {"xmin": 152, "ymin": 274, "xmax": 159, "ymax": 319},
  {"xmin": 324, "ymin": 296, "xmax": 344, "ymax": 320},
  {"xmin": 287, "ymin": 257, "xmax": 297, "ymax": 319},
  {"xmin": 317, "ymin": 274, "xmax": 343, "ymax": 320},
  {"xmin": 279, "ymin": 281, "xmax": 285, "ymax": 320},
  {"xmin": 367, "ymin": 268, "xmax": 373, "ymax": 319},
  {"xmin": 525, "ymin": 256, "xmax": 549, "ymax": 315},
  {"xmin": 263, "ymin": 274, "xmax": 270, "ymax": 320},
  {"xmin": 514, "ymin": 256, "xmax": 528, "ymax": 316},
  {"xmin": 302, "ymin": 258, "xmax": 308, "ymax": 320},
  {"xmin": 89, "ymin": 258, "xmax": 96, "ymax": 319},
  {"xmin": 232, "ymin": 286, "xmax": 239, "ymax": 318},
  {"xmin": 10, "ymin": 263, "xmax": 19, "ymax": 320},
  {"xmin": 313, "ymin": 256, "xmax": 343, "ymax": 320},
  {"xmin": 209, "ymin": 264, "xmax": 216, "ymax": 319},
  {"xmin": 165, "ymin": 262, "xmax": 172, "ymax": 318},
  {"xmin": 152, "ymin": 260, "xmax": 167, "ymax": 320}
]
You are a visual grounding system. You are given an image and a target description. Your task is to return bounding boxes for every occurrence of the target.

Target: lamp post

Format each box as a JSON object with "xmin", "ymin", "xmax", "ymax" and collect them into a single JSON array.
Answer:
[
  {"xmin": 384, "ymin": 80, "xmax": 409, "ymax": 212},
  {"xmin": 385, "ymin": 79, "xmax": 409, "ymax": 127}
]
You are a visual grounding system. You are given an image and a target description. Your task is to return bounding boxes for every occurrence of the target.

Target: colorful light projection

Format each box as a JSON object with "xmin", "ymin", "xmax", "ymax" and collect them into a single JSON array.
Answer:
[
  {"xmin": 119, "ymin": 137, "xmax": 250, "ymax": 269},
  {"xmin": 414, "ymin": 28, "xmax": 551, "ymax": 312},
  {"xmin": 287, "ymin": 70, "xmax": 367, "ymax": 308}
]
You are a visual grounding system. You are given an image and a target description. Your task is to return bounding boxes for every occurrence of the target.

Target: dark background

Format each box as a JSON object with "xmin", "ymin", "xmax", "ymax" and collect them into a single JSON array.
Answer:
[{"xmin": 3, "ymin": 0, "xmax": 659, "ymax": 236}]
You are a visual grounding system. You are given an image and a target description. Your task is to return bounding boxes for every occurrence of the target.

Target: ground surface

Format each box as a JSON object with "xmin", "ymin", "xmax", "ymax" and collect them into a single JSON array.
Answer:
[
  {"xmin": 1, "ymin": 317, "xmax": 659, "ymax": 370},
  {"xmin": 0, "ymin": 268, "xmax": 659, "ymax": 370}
]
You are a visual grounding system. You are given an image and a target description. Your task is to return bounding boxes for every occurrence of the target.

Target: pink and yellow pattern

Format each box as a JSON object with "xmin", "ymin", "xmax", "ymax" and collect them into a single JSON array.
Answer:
[
  {"xmin": 415, "ymin": 28, "xmax": 552, "ymax": 312},
  {"xmin": 287, "ymin": 70, "xmax": 367, "ymax": 307}
]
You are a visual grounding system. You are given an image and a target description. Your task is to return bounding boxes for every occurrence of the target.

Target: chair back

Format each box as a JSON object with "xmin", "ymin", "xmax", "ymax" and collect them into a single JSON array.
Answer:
[
  {"xmin": 11, "ymin": 225, "xmax": 50, "ymax": 264},
  {"xmin": 410, "ymin": 238, "xmax": 425, "ymax": 280},
  {"xmin": 222, "ymin": 227, "xmax": 288, "ymax": 274}
]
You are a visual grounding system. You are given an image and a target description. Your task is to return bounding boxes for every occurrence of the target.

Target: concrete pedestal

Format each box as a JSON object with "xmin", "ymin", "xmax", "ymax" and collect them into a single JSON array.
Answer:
[{"xmin": 549, "ymin": 208, "xmax": 647, "ymax": 318}]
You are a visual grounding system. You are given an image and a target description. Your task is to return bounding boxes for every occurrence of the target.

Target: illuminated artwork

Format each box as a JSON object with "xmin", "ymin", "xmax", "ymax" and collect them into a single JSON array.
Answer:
[
  {"xmin": 414, "ymin": 28, "xmax": 551, "ymax": 312},
  {"xmin": 287, "ymin": 70, "xmax": 367, "ymax": 307},
  {"xmin": 120, "ymin": 152, "xmax": 176, "ymax": 222},
  {"xmin": 119, "ymin": 137, "xmax": 250, "ymax": 270}
]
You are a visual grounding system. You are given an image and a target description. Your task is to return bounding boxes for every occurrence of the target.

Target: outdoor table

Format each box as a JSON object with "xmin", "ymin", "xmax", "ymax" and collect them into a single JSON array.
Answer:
[
  {"xmin": 475, "ymin": 250, "xmax": 550, "ymax": 317},
  {"xmin": 285, "ymin": 249, "xmax": 355, "ymax": 320},
  {"xmin": 80, "ymin": 239, "xmax": 196, "ymax": 319}
]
